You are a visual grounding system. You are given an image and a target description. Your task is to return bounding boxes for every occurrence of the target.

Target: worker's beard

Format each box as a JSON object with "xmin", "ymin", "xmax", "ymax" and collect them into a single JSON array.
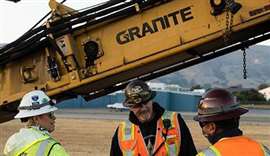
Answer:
[{"xmin": 136, "ymin": 109, "xmax": 153, "ymax": 123}]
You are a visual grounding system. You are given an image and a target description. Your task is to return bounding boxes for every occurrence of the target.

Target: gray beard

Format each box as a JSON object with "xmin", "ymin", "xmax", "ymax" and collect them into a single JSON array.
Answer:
[{"xmin": 137, "ymin": 111, "xmax": 154, "ymax": 123}]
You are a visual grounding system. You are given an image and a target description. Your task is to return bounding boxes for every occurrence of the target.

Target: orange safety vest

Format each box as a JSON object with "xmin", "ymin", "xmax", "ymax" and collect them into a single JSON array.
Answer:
[
  {"xmin": 118, "ymin": 111, "xmax": 181, "ymax": 156},
  {"xmin": 197, "ymin": 136, "xmax": 270, "ymax": 156}
]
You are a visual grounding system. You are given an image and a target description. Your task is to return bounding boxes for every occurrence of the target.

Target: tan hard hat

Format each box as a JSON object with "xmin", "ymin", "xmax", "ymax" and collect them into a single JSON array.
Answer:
[
  {"xmin": 123, "ymin": 80, "xmax": 156, "ymax": 107},
  {"xmin": 194, "ymin": 88, "xmax": 248, "ymax": 122}
]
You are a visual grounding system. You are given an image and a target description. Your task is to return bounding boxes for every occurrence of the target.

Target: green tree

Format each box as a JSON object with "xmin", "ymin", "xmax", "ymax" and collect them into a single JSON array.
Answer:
[
  {"xmin": 233, "ymin": 89, "xmax": 266, "ymax": 103},
  {"xmin": 191, "ymin": 84, "xmax": 202, "ymax": 90},
  {"xmin": 203, "ymin": 83, "xmax": 212, "ymax": 90}
]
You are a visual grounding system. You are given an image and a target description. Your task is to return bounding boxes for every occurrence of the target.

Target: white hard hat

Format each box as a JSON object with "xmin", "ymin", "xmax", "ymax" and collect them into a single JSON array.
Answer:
[{"xmin": 14, "ymin": 90, "xmax": 58, "ymax": 119}]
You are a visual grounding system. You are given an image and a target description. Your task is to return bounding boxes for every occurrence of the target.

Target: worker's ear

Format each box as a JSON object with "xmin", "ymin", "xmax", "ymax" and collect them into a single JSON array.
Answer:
[{"xmin": 204, "ymin": 122, "xmax": 216, "ymax": 135}]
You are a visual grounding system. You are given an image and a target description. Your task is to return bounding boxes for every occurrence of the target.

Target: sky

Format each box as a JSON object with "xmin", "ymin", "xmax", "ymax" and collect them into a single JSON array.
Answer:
[
  {"xmin": 0, "ymin": 0, "xmax": 270, "ymax": 46},
  {"xmin": 0, "ymin": 0, "xmax": 107, "ymax": 43}
]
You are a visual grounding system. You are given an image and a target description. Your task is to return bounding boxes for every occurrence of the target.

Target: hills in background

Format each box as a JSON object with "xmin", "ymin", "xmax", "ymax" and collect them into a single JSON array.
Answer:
[
  {"xmin": 1, "ymin": 43, "xmax": 270, "ymax": 88},
  {"xmin": 155, "ymin": 45, "xmax": 270, "ymax": 88}
]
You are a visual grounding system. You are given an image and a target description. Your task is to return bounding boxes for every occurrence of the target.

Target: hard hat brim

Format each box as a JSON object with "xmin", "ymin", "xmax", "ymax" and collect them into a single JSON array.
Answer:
[
  {"xmin": 14, "ymin": 105, "xmax": 58, "ymax": 119},
  {"xmin": 123, "ymin": 91, "xmax": 156, "ymax": 107},
  {"xmin": 193, "ymin": 107, "xmax": 248, "ymax": 122}
]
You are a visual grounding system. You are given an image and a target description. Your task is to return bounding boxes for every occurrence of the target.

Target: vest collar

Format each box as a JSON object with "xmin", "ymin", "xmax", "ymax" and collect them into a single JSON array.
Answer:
[
  {"xmin": 4, "ymin": 127, "xmax": 50, "ymax": 155},
  {"xmin": 30, "ymin": 126, "xmax": 50, "ymax": 135},
  {"xmin": 209, "ymin": 128, "xmax": 243, "ymax": 144}
]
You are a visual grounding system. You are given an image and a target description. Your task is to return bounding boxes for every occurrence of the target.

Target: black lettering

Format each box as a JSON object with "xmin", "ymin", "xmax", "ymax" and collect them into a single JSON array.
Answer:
[
  {"xmin": 151, "ymin": 19, "xmax": 159, "ymax": 32},
  {"xmin": 180, "ymin": 6, "xmax": 193, "ymax": 22},
  {"xmin": 168, "ymin": 11, "xmax": 180, "ymax": 25},
  {"xmin": 116, "ymin": 30, "xmax": 130, "ymax": 44},
  {"xmin": 128, "ymin": 27, "xmax": 142, "ymax": 41},
  {"xmin": 142, "ymin": 22, "xmax": 155, "ymax": 37},
  {"xmin": 152, "ymin": 17, "xmax": 166, "ymax": 31},
  {"xmin": 116, "ymin": 6, "xmax": 195, "ymax": 44},
  {"xmin": 163, "ymin": 16, "xmax": 170, "ymax": 28}
]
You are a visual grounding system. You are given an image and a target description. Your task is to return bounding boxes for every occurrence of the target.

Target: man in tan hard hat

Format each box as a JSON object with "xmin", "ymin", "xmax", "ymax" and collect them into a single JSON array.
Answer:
[
  {"xmin": 110, "ymin": 80, "xmax": 197, "ymax": 156},
  {"xmin": 194, "ymin": 88, "xmax": 270, "ymax": 156},
  {"xmin": 4, "ymin": 90, "xmax": 69, "ymax": 156}
]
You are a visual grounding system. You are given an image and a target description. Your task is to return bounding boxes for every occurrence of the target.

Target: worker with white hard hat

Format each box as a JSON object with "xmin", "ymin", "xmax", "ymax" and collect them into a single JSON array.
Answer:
[{"xmin": 3, "ymin": 90, "xmax": 69, "ymax": 156}]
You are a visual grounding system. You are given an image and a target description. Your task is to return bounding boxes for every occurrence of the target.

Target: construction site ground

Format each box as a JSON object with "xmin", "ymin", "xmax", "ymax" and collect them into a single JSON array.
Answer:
[{"xmin": 1, "ymin": 109, "xmax": 269, "ymax": 156}]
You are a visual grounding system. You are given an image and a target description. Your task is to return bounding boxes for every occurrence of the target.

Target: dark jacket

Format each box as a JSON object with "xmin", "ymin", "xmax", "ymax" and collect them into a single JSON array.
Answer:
[{"xmin": 110, "ymin": 102, "xmax": 197, "ymax": 156}]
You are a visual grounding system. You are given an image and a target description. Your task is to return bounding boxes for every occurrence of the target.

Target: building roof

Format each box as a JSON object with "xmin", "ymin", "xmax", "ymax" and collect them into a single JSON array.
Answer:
[
  {"xmin": 109, "ymin": 82, "xmax": 205, "ymax": 96},
  {"xmin": 259, "ymin": 87, "xmax": 270, "ymax": 100}
]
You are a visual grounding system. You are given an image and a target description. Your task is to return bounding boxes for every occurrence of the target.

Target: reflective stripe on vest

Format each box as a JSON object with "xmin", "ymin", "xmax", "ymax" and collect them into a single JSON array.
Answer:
[
  {"xmin": 197, "ymin": 146, "xmax": 221, "ymax": 156},
  {"xmin": 119, "ymin": 122, "xmax": 136, "ymax": 156},
  {"xmin": 36, "ymin": 139, "xmax": 50, "ymax": 156},
  {"xmin": 118, "ymin": 111, "xmax": 181, "ymax": 156},
  {"xmin": 262, "ymin": 145, "xmax": 270, "ymax": 156},
  {"xmin": 122, "ymin": 122, "xmax": 135, "ymax": 141},
  {"xmin": 156, "ymin": 111, "xmax": 180, "ymax": 156},
  {"xmin": 9, "ymin": 136, "xmax": 49, "ymax": 156},
  {"xmin": 197, "ymin": 136, "xmax": 267, "ymax": 156},
  {"xmin": 16, "ymin": 138, "xmax": 58, "ymax": 156},
  {"xmin": 13, "ymin": 128, "xmax": 59, "ymax": 156},
  {"xmin": 118, "ymin": 121, "xmax": 145, "ymax": 156}
]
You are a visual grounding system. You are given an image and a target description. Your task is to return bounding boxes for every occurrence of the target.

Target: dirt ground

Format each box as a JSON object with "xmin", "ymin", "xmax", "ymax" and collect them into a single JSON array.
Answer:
[{"xmin": 1, "ymin": 118, "xmax": 270, "ymax": 156}]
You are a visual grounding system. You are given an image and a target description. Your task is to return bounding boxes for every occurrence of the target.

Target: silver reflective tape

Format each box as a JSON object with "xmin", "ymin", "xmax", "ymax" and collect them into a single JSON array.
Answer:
[
  {"xmin": 36, "ymin": 140, "xmax": 49, "ymax": 156},
  {"xmin": 263, "ymin": 145, "xmax": 270, "ymax": 156},
  {"xmin": 203, "ymin": 148, "xmax": 217, "ymax": 156},
  {"xmin": 124, "ymin": 122, "xmax": 132, "ymax": 140},
  {"xmin": 169, "ymin": 144, "xmax": 176, "ymax": 156}
]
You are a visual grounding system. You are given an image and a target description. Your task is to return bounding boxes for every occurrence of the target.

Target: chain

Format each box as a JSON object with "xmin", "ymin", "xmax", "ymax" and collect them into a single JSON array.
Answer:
[
  {"xmin": 224, "ymin": 8, "xmax": 230, "ymax": 43},
  {"xmin": 223, "ymin": 0, "xmax": 234, "ymax": 44},
  {"xmin": 242, "ymin": 48, "xmax": 247, "ymax": 79}
]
